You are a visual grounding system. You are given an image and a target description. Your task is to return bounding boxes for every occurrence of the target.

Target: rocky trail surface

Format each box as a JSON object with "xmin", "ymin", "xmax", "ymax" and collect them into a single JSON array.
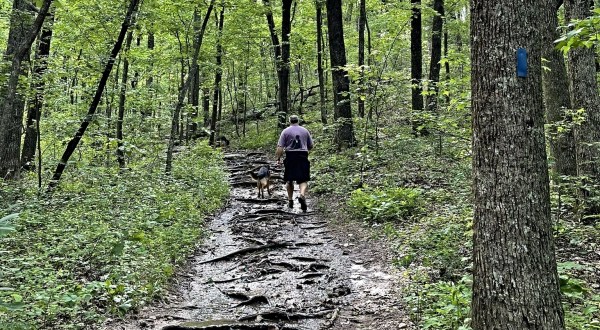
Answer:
[{"xmin": 106, "ymin": 152, "xmax": 412, "ymax": 330}]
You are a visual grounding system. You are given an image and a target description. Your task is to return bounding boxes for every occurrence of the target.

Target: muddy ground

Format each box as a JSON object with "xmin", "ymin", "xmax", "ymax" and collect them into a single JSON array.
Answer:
[{"xmin": 105, "ymin": 152, "xmax": 414, "ymax": 330}]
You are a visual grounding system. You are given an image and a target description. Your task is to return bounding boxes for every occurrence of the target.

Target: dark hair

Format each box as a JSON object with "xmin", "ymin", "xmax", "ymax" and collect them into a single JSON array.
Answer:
[{"xmin": 289, "ymin": 115, "xmax": 299, "ymax": 124}]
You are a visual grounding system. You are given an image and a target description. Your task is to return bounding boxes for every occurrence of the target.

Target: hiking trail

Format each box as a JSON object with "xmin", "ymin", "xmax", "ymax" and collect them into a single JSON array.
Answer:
[{"xmin": 105, "ymin": 152, "xmax": 412, "ymax": 330}]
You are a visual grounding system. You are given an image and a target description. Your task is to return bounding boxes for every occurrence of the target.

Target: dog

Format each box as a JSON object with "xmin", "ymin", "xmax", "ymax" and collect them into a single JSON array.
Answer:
[
  {"xmin": 218, "ymin": 136, "xmax": 230, "ymax": 147},
  {"xmin": 249, "ymin": 165, "xmax": 272, "ymax": 199}
]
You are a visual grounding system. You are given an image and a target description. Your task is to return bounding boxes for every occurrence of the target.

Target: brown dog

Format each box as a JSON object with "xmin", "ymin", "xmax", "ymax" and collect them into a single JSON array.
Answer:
[{"xmin": 249, "ymin": 165, "xmax": 272, "ymax": 199}]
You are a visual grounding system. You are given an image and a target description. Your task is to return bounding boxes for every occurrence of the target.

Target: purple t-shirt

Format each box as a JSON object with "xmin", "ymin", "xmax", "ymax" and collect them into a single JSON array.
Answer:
[{"xmin": 277, "ymin": 124, "xmax": 313, "ymax": 151}]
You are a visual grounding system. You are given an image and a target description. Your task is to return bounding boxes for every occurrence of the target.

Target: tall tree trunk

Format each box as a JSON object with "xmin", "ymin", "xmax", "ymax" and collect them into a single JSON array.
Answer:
[
  {"xmin": 210, "ymin": 5, "xmax": 225, "ymax": 146},
  {"xmin": 543, "ymin": 0, "xmax": 576, "ymax": 177},
  {"xmin": 443, "ymin": 21, "xmax": 450, "ymax": 104},
  {"xmin": 116, "ymin": 31, "xmax": 134, "ymax": 169},
  {"xmin": 189, "ymin": 9, "xmax": 201, "ymax": 138},
  {"xmin": 264, "ymin": 0, "xmax": 285, "ymax": 127},
  {"xmin": 131, "ymin": 35, "xmax": 140, "ymax": 89},
  {"xmin": 22, "ymin": 12, "xmax": 54, "ymax": 171},
  {"xmin": 260, "ymin": 41, "xmax": 273, "ymax": 101},
  {"xmin": 357, "ymin": 0, "xmax": 366, "ymax": 118},
  {"xmin": 0, "ymin": 0, "xmax": 52, "ymax": 180},
  {"xmin": 471, "ymin": 0, "xmax": 565, "ymax": 328},
  {"xmin": 165, "ymin": 0, "xmax": 215, "ymax": 173},
  {"xmin": 410, "ymin": 0, "xmax": 425, "ymax": 135},
  {"xmin": 565, "ymin": 0, "xmax": 600, "ymax": 215},
  {"xmin": 203, "ymin": 87, "xmax": 211, "ymax": 127},
  {"xmin": 143, "ymin": 31, "xmax": 154, "ymax": 118},
  {"xmin": 279, "ymin": 0, "xmax": 293, "ymax": 126},
  {"xmin": 326, "ymin": 0, "xmax": 355, "ymax": 148},
  {"xmin": 295, "ymin": 61, "xmax": 304, "ymax": 114},
  {"xmin": 366, "ymin": 16, "xmax": 373, "ymax": 119},
  {"xmin": 49, "ymin": 0, "xmax": 138, "ymax": 189},
  {"xmin": 426, "ymin": 0, "xmax": 444, "ymax": 112},
  {"xmin": 316, "ymin": 0, "xmax": 327, "ymax": 124}
]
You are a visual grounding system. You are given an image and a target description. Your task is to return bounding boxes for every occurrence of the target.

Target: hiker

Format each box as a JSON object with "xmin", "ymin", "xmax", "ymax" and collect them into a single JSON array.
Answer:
[{"xmin": 275, "ymin": 115, "xmax": 314, "ymax": 212}]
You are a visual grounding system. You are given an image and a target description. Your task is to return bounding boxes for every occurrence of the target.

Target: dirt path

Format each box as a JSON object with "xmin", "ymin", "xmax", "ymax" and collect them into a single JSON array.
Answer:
[{"xmin": 106, "ymin": 152, "xmax": 413, "ymax": 330}]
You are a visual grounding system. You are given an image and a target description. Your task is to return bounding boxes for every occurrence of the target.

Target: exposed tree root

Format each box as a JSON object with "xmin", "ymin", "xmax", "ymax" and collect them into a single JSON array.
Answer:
[
  {"xmin": 233, "ymin": 295, "xmax": 269, "ymax": 307},
  {"xmin": 199, "ymin": 242, "xmax": 292, "ymax": 264},
  {"xmin": 238, "ymin": 308, "xmax": 335, "ymax": 322},
  {"xmin": 162, "ymin": 322, "xmax": 279, "ymax": 330}
]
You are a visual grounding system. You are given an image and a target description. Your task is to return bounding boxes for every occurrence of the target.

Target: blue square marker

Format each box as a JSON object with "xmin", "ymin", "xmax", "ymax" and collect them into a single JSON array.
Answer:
[{"xmin": 517, "ymin": 48, "xmax": 527, "ymax": 78}]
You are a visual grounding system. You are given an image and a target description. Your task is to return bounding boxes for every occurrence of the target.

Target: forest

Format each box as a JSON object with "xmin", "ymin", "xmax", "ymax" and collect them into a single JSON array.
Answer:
[{"xmin": 0, "ymin": 0, "xmax": 599, "ymax": 329}]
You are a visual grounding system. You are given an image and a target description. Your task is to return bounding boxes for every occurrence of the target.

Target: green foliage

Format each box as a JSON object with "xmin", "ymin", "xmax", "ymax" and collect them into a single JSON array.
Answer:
[
  {"xmin": 405, "ymin": 276, "xmax": 472, "ymax": 330},
  {"xmin": 348, "ymin": 186, "xmax": 422, "ymax": 222},
  {"xmin": 555, "ymin": 8, "xmax": 600, "ymax": 52},
  {"xmin": 0, "ymin": 213, "xmax": 18, "ymax": 236},
  {"xmin": 235, "ymin": 117, "xmax": 281, "ymax": 151},
  {"xmin": 0, "ymin": 143, "xmax": 228, "ymax": 329},
  {"xmin": 556, "ymin": 262, "xmax": 600, "ymax": 329}
]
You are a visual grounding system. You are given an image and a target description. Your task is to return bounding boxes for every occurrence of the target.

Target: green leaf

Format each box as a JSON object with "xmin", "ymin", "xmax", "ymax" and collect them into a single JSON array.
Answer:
[
  {"xmin": 110, "ymin": 241, "xmax": 125, "ymax": 256},
  {"xmin": 0, "ymin": 302, "xmax": 26, "ymax": 311},
  {"xmin": 0, "ymin": 214, "xmax": 18, "ymax": 236},
  {"xmin": 11, "ymin": 293, "xmax": 23, "ymax": 302},
  {"xmin": 129, "ymin": 231, "xmax": 146, "ymax": 242},
  {"xmin": 0, "ymin": 213, "xmax": 19, "ymax": 222}
]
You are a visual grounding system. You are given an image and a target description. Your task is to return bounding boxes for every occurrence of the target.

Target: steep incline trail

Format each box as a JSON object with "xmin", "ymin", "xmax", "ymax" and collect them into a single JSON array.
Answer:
[{"xmin": 106, "ymin": 152, "xmax": 412, "ymax": 330}]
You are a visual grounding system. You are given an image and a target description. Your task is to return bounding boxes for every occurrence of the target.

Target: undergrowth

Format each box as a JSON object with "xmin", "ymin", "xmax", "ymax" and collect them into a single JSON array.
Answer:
[
  {"xmin": 210, "ymin": 107, "xmax": 599, "ymax": 330},
  {"xmin": 0, "ymin": 142, "xmax": 228, "ymax": 329},
  {"xmin": 308, "ymin": 113, "xmax": 599, "ymax": 330}
]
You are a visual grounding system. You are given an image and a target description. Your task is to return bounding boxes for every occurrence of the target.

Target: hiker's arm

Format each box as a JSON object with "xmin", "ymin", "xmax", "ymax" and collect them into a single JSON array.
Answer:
[{"xmin": 275, "ymin": 146, "xmax": 284, "ymax": 163}]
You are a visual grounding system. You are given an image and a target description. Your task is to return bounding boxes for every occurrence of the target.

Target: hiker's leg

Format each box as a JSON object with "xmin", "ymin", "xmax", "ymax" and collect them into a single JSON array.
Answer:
[
  {"xmin": 287, "ymin": 181, "xmax": 294, "ymax": 201},
  {"xmin": 299, "ymin": 182, "xmax": 308, "ymax": 197}
]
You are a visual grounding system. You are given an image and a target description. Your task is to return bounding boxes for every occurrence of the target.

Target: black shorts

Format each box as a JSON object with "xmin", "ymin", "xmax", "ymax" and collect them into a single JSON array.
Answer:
[{"xmin": 283, "ymin": 151, "xmax": 310, "ymax": 183}]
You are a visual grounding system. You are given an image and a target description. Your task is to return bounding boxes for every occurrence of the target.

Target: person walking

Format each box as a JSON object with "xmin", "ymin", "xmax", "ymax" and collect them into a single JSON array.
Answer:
[{"xmin": 276, "ymin": 115, "xmax": 314, "ymax": 212}]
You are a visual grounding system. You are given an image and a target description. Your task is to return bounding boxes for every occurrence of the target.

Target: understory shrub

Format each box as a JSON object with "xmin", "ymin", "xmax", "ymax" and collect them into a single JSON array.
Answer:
[
  {"xmin": 0, "ymin": 142, "xmax": 228, "ymax": 329},
  {"xmin": 348, "ymin": 186, "xmax": 422, "ymax": 222}
]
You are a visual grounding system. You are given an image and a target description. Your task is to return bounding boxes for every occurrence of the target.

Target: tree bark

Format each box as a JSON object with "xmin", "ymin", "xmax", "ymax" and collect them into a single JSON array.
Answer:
[
  {"xmin": 0, "ymin": 0, "xmax": 52, "ymax": 180},
  {"xmin": 565, "ymin": 0, "xmax": 600, "ymax": 215},
  {"xmin": 471, "ymin": 0, "xmax": 565, "ymax": 328},
  {"xmin": 326, "ymin": 0, "xmax": 355, "ymax": 148},
  {"xmin": 21, "ymin": 12, "xmax": 54, "ymax": 171},
  {"xmin": 357, "ymin": 0, "xmax": 366, "ymax": 118},
  {"xmin": 49, "ymin": 0, "xmax": 139, "ymax": 189},
  {"xmin": 263, "ymin": 0, "xmax": 282, "ymax": 115},
  {"xmin": 189, "ymin": 9, "xmax": 201, "ymax": 138},
  {"xmin": 443, "ymin": 21, "xmax": 450, "ymax": 103},
  {"xmin": 543, "ymin": 0, "xmax": 576, "ymax": 177},
  {"xmin": 142, "ymin": 31, "xmax": 154, "ymax": 118},
  {"xmin": 203, "ymin": 87, "xmax": 211, "ymax": 127},
  {"xmin": 116, "ymin": 31, "xmax": 134, "ymax": 169},
  {"xmin": 280, "ymin": 0, "xmax": 292, "ymax": 125},
  {"xmin": 410, "ymin": 0, "xmax": 426, "ymax": 135},
  {"xmin": 426, "ymin": 0, "xmax": 444, "ymax": 112},
  {"xmin": 209, "ymin": 5, "xmax": 225, "ymax": 146},
  {"xmin": 316, "ymin": 0, "xmax": 327, "ymax": 124}
]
